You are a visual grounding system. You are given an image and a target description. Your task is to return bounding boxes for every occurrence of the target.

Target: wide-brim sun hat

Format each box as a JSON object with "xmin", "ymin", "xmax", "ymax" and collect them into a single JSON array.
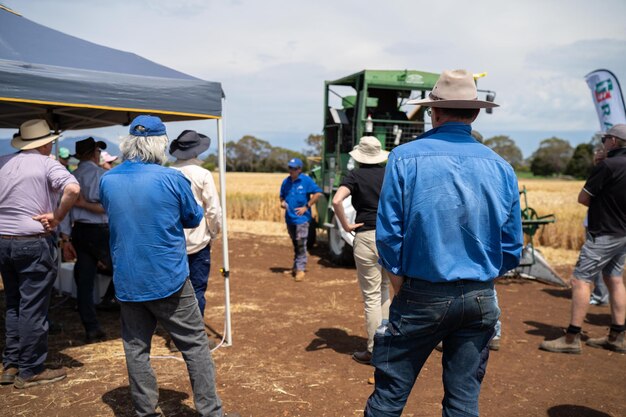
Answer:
[
  {"xmin": 11, "ymin": 119, "xmax": 61, "ymax": 150},
  {"xmin": 407, "ymin": 69, "xmax": 499, "ymax": 109},
  {"xmin": 349, "ymin": 136, "xmax": 389, "ymax": 164},
  {"xmin": 169, "ymin": 130, "xmax": 211, "ymax": 160}
]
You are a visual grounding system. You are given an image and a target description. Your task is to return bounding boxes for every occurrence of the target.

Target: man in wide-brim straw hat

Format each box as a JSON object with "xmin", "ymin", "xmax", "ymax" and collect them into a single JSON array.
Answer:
[
  {"xmin": 332, "ymin": 136, "xmax": 390, "ymax": 369},
  {"xmin": 364, "ymin": 70, "xmax": 523, "ymax": 417},
  {"xmin": 0, "ymin": 119, "xmax": 80, "ymax": 388}
]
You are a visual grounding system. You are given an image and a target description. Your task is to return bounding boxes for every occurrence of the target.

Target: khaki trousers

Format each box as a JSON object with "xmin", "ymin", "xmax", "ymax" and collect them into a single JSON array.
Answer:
[{"xmin": 353, "ymin": 229, "xmax": 390, "ymax": 352}]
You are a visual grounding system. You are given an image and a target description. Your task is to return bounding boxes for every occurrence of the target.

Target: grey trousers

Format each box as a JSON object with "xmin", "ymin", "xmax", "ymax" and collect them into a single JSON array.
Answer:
[{"xmin": 119, "ymin": 280, "xmax": 223, "ymax": 417}]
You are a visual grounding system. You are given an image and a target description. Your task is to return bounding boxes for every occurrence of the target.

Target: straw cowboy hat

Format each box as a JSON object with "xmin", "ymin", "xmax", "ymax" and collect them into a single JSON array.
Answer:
[
  {"xmin": 11, "ymin": 119, "xmax": 61, "ymax": 150},
  {"xmin": 407, "ymin": 69, "xmax": 499, "ymax": 109},
  {"xmin": 349, "ymin": 136, "xmax": 389, "ymax": 164}
]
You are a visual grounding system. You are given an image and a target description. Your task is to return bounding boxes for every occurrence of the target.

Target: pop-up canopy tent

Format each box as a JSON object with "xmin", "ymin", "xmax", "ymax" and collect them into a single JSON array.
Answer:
[{"xmin": 0, "ymin": 6, "xmax": 233, "ymax": 345}]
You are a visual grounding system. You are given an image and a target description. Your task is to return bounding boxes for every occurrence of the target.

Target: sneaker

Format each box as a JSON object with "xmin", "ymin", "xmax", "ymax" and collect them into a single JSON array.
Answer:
[
  {"xmin": 589, "ymin": 298, "xmax": 609, "ymax": 306},
  {"xmin": 294, "ymin": 270, "xmax": 305, "ymax": 282},
  {"xmin": 434, "ymin": 341, "xmax": 443, "ymax": 352},
  {"xmin": 14, "ymin": 368, "xmax": 66, "ymax": 389},
  {"xmin": 489, "ymin": 337, "xmax": 501, "ymax": 351},
  {"xmin": 352, "ymin": 350, "xmax": 372, "ymax": 365},
  {"xmin": 0, "ymin": 366, "xmax": 18, "ymax": 385},
  {"xmin": 586, "ymin": 331, "xmax": 626, "ymax": 353},
  {"xmin": 85, "ymin": 329, "xmax": 106, "ymax": 344},
  {"xmin": 539, "ymin": 333, "xmax": 582, "ymax": 354}
]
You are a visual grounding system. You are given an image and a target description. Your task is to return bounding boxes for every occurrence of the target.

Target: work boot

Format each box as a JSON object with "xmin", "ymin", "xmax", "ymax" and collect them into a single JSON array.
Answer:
[
  {"xmin": 0, "ymin": 366, "xmax": 18, "ymax": 385},
  {"xmin": 294, "ymin": 270, "xmax": 305, "ymax": 282},
  {"xmin": 14, "ymin": 368, "xmax": 66, "ymax": 389},
  {"xmin": 586, "ymin": 330, "xmax": 626, "ymax": 353},
  {"xmin": 352, "ymin": 350, "xmax": 372, "ymax": 365},
  {"xmin": 85, "ymin": 329, "xmax": 106, "ymax": 344},
  {"xmin": 539, "ymin": 333, "xmax": 581, "ymax": 354},
  {"xmin": 489, "ymin": 337, "xmax": 501, "ymax": 351}
]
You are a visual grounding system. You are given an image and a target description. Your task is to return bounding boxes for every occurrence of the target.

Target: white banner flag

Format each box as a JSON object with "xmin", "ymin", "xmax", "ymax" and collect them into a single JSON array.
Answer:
[{"xmin": 585, "ymin": 69, "xmax": 626, "ymax": 132}]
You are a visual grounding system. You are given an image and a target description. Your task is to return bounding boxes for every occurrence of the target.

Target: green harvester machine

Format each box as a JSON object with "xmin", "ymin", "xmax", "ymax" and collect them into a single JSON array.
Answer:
[{"xmin": 310, "ymin": 69, "xmax": 566, "ymax": 286}]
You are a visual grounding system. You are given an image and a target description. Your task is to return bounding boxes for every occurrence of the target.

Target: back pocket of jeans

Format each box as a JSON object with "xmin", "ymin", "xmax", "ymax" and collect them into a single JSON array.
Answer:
[
  {"xmin": 476, "ymin": 295, "xmax": 500, "ymax": 329},
  {"xmin": 398, "ymin": 299, "xmax": 451, "ymax": 336}
]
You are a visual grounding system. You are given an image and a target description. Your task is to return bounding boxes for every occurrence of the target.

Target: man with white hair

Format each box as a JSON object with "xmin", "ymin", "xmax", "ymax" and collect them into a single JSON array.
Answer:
[
  {"xmin": 100, "ymin": 115, "xmax": 238, "ymax": 417},
  {"xmin": 0, "ymin": 119, "xmax": 79, "ymax": 388}
]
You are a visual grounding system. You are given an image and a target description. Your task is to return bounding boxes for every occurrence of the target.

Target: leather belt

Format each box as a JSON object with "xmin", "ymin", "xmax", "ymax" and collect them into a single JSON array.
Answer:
[{"xmin": 0, "ymin": 232, "xmax": 52, "ymax": 240}]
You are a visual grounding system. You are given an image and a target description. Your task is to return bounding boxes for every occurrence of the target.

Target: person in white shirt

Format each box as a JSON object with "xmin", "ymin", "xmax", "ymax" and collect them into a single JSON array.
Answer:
[{"xmin": 169, "ymin": 130, "xmax": 222, "ymax": 317}]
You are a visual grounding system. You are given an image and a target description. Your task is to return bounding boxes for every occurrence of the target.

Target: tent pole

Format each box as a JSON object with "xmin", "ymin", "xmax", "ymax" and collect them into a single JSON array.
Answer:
[{"xmin": 216, "ymin": 117, "xmax": 232, "ymax": 346}]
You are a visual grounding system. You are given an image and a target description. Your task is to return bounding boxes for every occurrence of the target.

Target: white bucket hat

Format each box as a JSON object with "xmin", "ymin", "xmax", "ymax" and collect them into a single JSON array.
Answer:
[
  {"xmin": 407, "ymin": 69, "xmax": 499, "ymax": 109},
  {"xmin": 11, "ymin": 119, "xmax": 60, "ymax": 150},
  {"xmin": 349, "ymin": 136, "xmax": 389, "ymax": 165}
]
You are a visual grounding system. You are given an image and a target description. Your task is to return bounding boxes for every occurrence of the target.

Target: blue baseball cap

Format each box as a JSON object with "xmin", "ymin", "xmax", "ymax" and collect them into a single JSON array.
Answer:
[
  {"xmin": 129, "ymin": 115, "xmax": 167, "ymax": 137},
  {"xmin": 288, "ymin": 158, "xmax": 303, "ymax": 168}
]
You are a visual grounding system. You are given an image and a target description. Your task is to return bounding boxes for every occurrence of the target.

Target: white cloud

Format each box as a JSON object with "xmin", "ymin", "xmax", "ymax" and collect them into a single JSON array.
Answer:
[{"xmin": 3, "ymin": 0, "xmax": 626, "ymax": 153}]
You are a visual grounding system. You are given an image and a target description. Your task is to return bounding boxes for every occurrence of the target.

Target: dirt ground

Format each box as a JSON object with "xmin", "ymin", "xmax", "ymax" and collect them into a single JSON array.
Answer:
[{"xmin": 1, "ymin": 230, "xmax": 625, "ymax": 417}]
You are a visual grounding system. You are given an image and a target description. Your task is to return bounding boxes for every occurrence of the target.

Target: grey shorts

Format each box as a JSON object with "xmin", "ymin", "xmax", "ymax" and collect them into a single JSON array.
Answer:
[{"xmin": 573, "ymin": 233, "xmax": 626, "ymax": 283}]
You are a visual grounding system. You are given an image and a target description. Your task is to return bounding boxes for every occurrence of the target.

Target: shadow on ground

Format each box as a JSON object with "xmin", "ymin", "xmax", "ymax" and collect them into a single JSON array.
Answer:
[
  {"xmin": 103, "ymin": 386, "xmax": 199, "ymax": 417},
  {"xmin": 305, "ymin": 327, "xmax": 366, "ymax": 355},
  {"xmin": 524, "ymin": 321, "xmax": 566, "ymax": 339},
  {"xmin": 542, "ymin": 288, "xmax": 572, "ymax": 300},
  {"xmin": 547, "ymin": 404, "xmax": 612, "ymax": 417},
  {"xmin": 584, "ymin": 312, "xmax": 612, "ymax": 327}
]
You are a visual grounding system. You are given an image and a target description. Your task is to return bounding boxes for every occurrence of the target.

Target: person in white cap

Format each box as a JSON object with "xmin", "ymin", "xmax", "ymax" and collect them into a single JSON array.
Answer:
[
  {"xmin": 332, "ymin": 136, "xmax": 390, "ymax": 367},
  {"xmin": 540, "ymin": 124, "xmax": 626, "ymax": 354},
  {"xmin": 0, "ymin": 119, "xmax": 80, "ymax": 388},
  {"xmin": 364, "ymin": 70, "xmax": 523, "ymax": 417}
]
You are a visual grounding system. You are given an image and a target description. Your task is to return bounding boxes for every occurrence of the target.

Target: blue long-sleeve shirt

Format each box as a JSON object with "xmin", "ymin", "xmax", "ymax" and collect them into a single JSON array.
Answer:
[
  {"xmin": 376, "ymin": 122, "xmax": 523, "ymax": 282},
  {"xmin": 100, "ymin": 160, "xmax": 203, "ymax": 301}
]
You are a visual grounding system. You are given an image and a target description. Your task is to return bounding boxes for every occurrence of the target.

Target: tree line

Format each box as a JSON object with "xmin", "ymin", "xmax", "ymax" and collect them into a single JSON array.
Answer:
[{"xmin": 202, "ymin": 133, "xmax": 597, "ymax": 179}]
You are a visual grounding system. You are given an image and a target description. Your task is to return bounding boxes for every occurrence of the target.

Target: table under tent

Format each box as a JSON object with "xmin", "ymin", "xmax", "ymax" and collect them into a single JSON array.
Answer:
[{"xmin": 0, "ymin": 6, "xmax": 233, "ymax": 345}]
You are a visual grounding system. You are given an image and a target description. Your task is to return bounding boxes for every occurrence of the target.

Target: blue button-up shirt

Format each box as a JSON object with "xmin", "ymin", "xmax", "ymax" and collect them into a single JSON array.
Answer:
[
  {"xmin": 100, "ymin": 160, "xmax": 203, "ymax": 302},
  {"xmin": 280, "ymin": 174, "xmax": 322, "ymax": 225},
  {"xmin": 376, "ymin": 122, "xmax": 523, "ymax": 282}
]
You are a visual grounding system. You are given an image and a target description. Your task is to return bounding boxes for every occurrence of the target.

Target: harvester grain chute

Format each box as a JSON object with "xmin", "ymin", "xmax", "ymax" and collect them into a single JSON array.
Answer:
[{"xmin": 505, "ymin": 186, "xmax": 569, "ymax": 287}]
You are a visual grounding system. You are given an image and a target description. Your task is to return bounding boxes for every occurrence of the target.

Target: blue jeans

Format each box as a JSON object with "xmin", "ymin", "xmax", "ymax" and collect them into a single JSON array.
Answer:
[
  {"xmin": 365, "ymin": 279, "xmax": 499, "ymax": 417},
  {"xmin": 0, "ymin": 235, "xmax": 58, "ymax": 379},
  {"xmin": 287, "ymin": 222, "xmax": 308, "ymax": 271},
  {"xmin": 119, "ymin": 280, "xmax": 222, "ymax": 417},
  {"xmin": 188, "ymin": 243, "xmax": 211, "ymax": 316}
]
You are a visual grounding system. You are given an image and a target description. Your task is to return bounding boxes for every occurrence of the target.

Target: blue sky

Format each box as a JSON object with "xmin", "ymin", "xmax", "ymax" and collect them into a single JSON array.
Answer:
[{"xmin": 2, "ymin": 0, "xmax": 626, "ymax": 158}]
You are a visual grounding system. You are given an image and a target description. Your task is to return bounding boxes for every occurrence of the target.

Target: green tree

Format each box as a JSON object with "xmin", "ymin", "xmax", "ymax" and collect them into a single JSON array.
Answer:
[
  {"xmin": 483, "ymin": 135, "xmax": 523, "ymax": 169},
  {"xmin": 225, "ymin": 135, "xmax": 273, "ymax": 171},
  {"xmin": 201, "ymin": 153, "xmax": 218, "ymax": 171},
  {"xmin": 224, "ymin": 135, "xmax": 308, "ymax": 172},
  {"xmin": 530, "ymin": 137, "xmax": 573, "ymax": 176},
  {"xmin": 304, "ymin": 133, "xmax": 323, "ymax": 156},
  {"xmin": 564, "ymin": 143, "xmax": 594, "ymax": 179}
]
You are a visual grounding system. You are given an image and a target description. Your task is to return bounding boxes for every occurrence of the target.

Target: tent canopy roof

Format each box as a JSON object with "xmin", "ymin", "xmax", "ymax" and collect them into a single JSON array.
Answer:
[{"xmin": 0, "ymin": 6, "xmax": 223, "ymax": 131}]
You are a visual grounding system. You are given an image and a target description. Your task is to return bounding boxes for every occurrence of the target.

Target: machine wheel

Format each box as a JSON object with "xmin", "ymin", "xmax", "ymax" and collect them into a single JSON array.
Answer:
[{"xmin": 328, "ymin": 216, "xmax": 354, "ymax": 266}]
